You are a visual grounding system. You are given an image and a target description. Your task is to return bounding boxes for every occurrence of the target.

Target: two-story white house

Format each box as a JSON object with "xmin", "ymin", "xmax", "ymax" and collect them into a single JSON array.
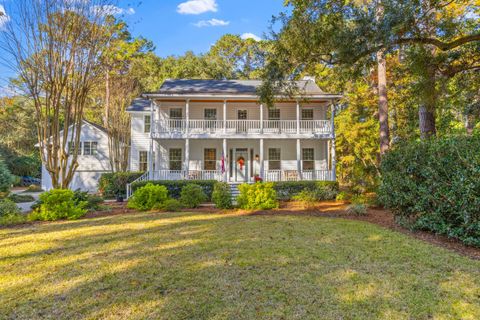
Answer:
[{"xmin": 126, "ymin": 78, "xmax": 341, "ymax": 196}]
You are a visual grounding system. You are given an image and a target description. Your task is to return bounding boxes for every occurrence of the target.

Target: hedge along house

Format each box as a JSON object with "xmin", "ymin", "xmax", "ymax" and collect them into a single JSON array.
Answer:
[
  {"xmin": 39, "ymin": 120, "xmax": 111, "ymax": 192},
  {"xmin": 126, "ymin": 78, "xmax": 342, "ymax": 197}
]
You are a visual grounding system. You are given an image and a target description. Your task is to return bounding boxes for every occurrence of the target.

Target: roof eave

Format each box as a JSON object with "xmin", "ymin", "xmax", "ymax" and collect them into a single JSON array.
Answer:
[{"xmin": 142, "ymin": 93, "xmax": 343, "ymax": 100}]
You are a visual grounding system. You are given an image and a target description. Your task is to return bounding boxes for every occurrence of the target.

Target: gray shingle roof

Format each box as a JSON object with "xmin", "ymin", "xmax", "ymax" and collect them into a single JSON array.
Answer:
[
  {"xmin": 126, "ymin": 98, "xmax": 151, "ymax": 112},
  {"xmin": 153, "ymin": 79, "xmax": 325, "ymax": 95}
]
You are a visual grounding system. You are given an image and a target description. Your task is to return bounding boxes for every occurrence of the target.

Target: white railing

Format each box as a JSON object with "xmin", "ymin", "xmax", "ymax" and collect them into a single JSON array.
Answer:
[
  {"xmin": 263, "ymin": 120, "xmax": 297, "ymax": 133},
  {"xmin": 153, "ymin": 120, "xmax": 332, "ymax": 135},
  {"xmin": 187, "ymin": 170, "xmax": 223, "ymax": 181},
  {"xmin": 189, "ymin": 120, "xmax": 223, "ymax": 134},
  {"xmin": 264, "ymin": 170, "xmax": 334, "ymax": 182},
  {"xmin": 126, "ymin": 171, "xmax": 150, "ymax": 199},
  {"xmin": 153, "ymin": 170, "xmax": 186, "ymax": 181},
  {"xmin": 300, "ymin": 120, "xmax": 331, "ymax": 134}
]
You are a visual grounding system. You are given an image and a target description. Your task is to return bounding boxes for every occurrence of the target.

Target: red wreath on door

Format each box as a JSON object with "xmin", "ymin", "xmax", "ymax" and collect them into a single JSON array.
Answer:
[{"xmin": 237, "ymin": 156, "xmax": 245, "ymax": 170}]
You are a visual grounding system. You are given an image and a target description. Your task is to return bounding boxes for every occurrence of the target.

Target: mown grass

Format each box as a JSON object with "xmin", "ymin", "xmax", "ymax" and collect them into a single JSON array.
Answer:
[{"xmin": 0, "ymin": 211, "xmax": 479, "ymax": 319}]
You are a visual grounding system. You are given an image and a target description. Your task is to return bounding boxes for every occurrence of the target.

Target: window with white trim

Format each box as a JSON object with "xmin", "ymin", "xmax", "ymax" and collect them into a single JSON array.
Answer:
[
  {"xmin": 204, "ymin": 148, "xmax": 216, "ymax": 170},
  {"xmin": 268, "ymin": 148, "xmax": 281, "ymax": 170},
  {"xmin": 170, "ymin": 108, "xmax": 183, "ymax": 119},
  {"xmin": 144, "ymin": 115, "xmax": 151, "ymax": 133},
  {"xmin": 301, "ymin": 109, "xmax": 314, "ymax": 120},
  {"xmin": 83, "ymin": 141, "xmax": 98, "ymax": 156},
  {"xmin": 268, "ymin": 108, "xmax": 280, "ymax": 120},
  {"xmin": 204, "ymin": 109, "xmax": 217, "ymax": 120},
  {"xmin": 68, "ymin": 142, "xmax": 79, "ymax": 155},
  {"xmin": 302, "ymin": 148, "xmax": 314, "ymax": 171},
  {"xmin": 169, "ymin": 149, "xmax": 182, "ymax": 171},
  {"xmin": 139, "ymin": 151, "xmax": 148, "ymax": 172}
]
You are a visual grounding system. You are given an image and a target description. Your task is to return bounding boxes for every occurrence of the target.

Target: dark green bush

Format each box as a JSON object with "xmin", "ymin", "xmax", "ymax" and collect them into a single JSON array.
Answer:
[
  {"xmin": 272, "ymin": 181, "xmax": 339, "ymax": 201},
  {"xmin": 379, "ymin": 136, "xmax": 480, "ymax": 247},
  {"xmin": 292, "ymin": 190, "xmax": 318, "ymax": 209},
  {"xmin": 131, "ymin": 180, "xmax": 216, "ymax": 201},
  {"xmin": 212, "ymin": 182, "xmax": 233, "ymax": 209},
  {"xmin": 347, "ymin": 203, "xmax": 368, "ymax": 216},
  {"xmin": 180, "ymin": 184, "xmax": 207, "ymax": 208},
  {"xmin": 160, "ymin": 199, "xmax": 183, "ymax": 212},
  {"xmin": 237, "ymin": 182, "xmax": 279, "ymax": 210},
  {"xmin": 0, "ymin": 199, "xmax": 25, "ymax": 226},
  {"xmin": 127, "ymin": 183, "xmax": 169, "ymax": 211},
  {"xmin": 7, "ymin": 193, "xmax": 35, "ymax": 203},
  {"xmin": 72, "ymin": 190, "xmax": 104, "ymax": 211},
  {"xmin": 99, "ymin": 172, "xmax": 144, "ymax": 198},
  {"xmin": 28, "ymin": 189, "xmax": 87, "ymax": 221},
  {"xmin": 0, "ymin": 160, "xmax": 13, "ymax": 193}
]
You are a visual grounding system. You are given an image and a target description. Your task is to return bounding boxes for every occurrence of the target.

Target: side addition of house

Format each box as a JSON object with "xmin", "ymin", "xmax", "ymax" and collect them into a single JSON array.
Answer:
[{"xmin": 126, "ymin": 78, "xmax": 341, "ymax": 195}]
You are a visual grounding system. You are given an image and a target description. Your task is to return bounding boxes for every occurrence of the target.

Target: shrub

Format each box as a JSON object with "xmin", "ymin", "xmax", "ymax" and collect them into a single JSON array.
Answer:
[
  {"xmin": 8, "ymin": 193, "xmax": 35, "ymax": 203},
  {"xmin": 212, "ymin": 182, "xmax": 233, "ymax": 209},
  {"xmin": 29, "ymin": 189, "xmax": 87, "ymax": 221},
  {"xmin": 237, "ymin": 183, "xmax": 278, "ymax": 210},
  {"xmin": 379, "ymin": 136, "xmax": 480, "ymax": 247},
  {"xmin": 347, "ymin": 204, "xmax": 368, "ymax": 216},
  {"xmin": 127, "ymin": 183, "xmax": 168, "ymax": 211},
  {"xmin": 72, "ymin": 190, "xmax": 104, "ymax": 211},
  {"xmin": 336, "ymin": 191, "xmax": 350, "ymax": 201},
  {"xmin": 0, "ymin": 199, "xmax": 25, "ymax": 226},
  {"xmin": 98, "ymin": 172, "xmax": 144, "ymax": 198},
  {"xmin": 0, "ymin": 160, "xmax": 13, "ymax": 193},
  {"xmin": 160, "ymin": 199, "xmax": 183, "ymax": 212},
  {"xmin": 272, "ymin": 181, "xmax": 339, "ymax": 201},
  {"xmin": 180, "ymin": 184, "xmax": 206, "ymax": 208},
  {"xmin": 292, "ymin": 190, "xmax": 318, "ymax": 209},
  {"xmin": 131, "ymin": 180, "xmax": 216, "ymax": 201}
]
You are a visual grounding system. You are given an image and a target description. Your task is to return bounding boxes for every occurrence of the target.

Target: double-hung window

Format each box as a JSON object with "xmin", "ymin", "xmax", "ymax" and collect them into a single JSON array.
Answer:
[
  {"xmin": 268, "ymin": 108, "xmax": 280, "ymax": 120},
  {"xmin": 83, "ymin": 141, "xmax": 98, "ymax": 156},
  {"xmin": 302, "ymin": 148, "xmax": 314, "ymax": 171},
  {"xmin": 68, "ymin": 142, "xmax": 78, "ymax": 155},
  {"xmin": 204, "ymin": 148, "xmax": 216, "ymax": 170},
  {"xmin": 169, "ymin": 148, "xmax": 182, "ymax": 171},
  {"xmin": 139, "ymin": 151, "xmax": 148, "ymax": 172},
  {"xmin": 301, "ymin": 109, "xmax": 314, "ymax": 120},
  {"xmin": 144, "ymin": 115, "xmax": 151, "ymax": 133},
  {"xmin": 268, "ymin": 148, "xmax": 281, "ymax": 170},
  {"xmin": 170, "ymin": 108, "xmax": 183, "ymax": 130},
  {"xmin": 204, "ymin": 108, "xmax": 217, "ymax": 120}
]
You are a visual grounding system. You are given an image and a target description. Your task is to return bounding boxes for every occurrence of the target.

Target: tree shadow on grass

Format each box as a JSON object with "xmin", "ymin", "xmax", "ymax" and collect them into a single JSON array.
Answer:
[{"xmin": 1, "ymin": 213, "xmax": 479, "ymax": 319}]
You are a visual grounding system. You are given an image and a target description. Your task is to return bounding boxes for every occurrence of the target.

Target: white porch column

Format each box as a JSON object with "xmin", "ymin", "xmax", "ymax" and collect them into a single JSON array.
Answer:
[
  {"xmin": 259, "ymin": 138, "xmax": 264, "ymax": 179},
  {"xmin": 223, "ymin": 100, "xmax": 227, "ymax": 133},
  {"xmin": 185, "ymin": 99, "xmax": 190, "ymax": 134},
  {"xmin": 185, "ymin": 138, "xmax": 190, "ymax": 179},
  {"xmin": 223, "ymin": 138, "xmax": 227, "ymax": 182},
  {"xmin": 260, "ymin": 103, "xmax": 264, "ymax": 134},
  {"xmin": 296, "ymin": 139, "xmax": 302, "ymax": 180},
  {"xmin": 148, "ymin": 100, "xmax": 154, "ymax": 180},
  {"xmin": 330, "ymin": 102, "xmax": 336, "ymax": 181},
  {"xmin": 296, "ymin": 100, "xmax": 300, "ymax": 134}
]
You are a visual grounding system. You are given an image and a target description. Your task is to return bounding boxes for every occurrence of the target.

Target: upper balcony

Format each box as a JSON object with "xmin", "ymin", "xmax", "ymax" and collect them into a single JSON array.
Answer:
[{"xmin": 151, "ymin": 119, "xmax": 333, "ymax": 139}]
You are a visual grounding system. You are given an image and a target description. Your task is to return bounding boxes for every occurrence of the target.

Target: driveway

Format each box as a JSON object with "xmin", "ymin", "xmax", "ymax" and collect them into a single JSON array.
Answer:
[{"xmin": 11, "ymin": 189, "xmax": 41, "ymax": 213}]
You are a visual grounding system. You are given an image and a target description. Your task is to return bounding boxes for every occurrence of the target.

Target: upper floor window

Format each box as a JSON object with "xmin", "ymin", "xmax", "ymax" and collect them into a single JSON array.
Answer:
[
  {"xmin": 204, "ymin": 148, "xmax": 216, "ymax": 170},
  {"xmin": 204, "ymin": 109, "xmax": 217, "ymax": 120},
  {"xmin": 169, "ymin": 148, "xmax": 182, "ymax": 171},
  {"xmin": 139, "ymin": 151, "xmax": 148, "ymax": 171},
  {"xmin": 302, "ymin": 148, "xmax": 314, "ymax": 170},
  {"xmin": 268, "ymin": 109, "xmax": 280, "ymax": 120},
  {"xmin": 237, "ymin": 110, "xmax": 248, "ymax": 120},
  {"xmin": 68, "ymin": 142, "xmax": 78, "ymax": 155},
  {"xmin": 268, "ymin": 148, "xmax": 281, "ymax": 170},
  {"xmin": 83, "ymin": 141, "xmax": 98, "ymax": 156},
  {"xmin": 144, "ymin": 115, "xmax": 151, "ymax": 133},
  {"xmin": 170, "ymin": 108, "xmax": 183, "ymax": 119},
  {"xmin": 302, "ymin": 109, "xmax": 314, "ymax": 120}
]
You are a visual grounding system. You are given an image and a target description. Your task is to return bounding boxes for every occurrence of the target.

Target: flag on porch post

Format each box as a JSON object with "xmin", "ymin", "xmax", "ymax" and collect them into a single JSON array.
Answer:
[{"xmin": 221, "ymin": 151, "xmax": 225, "ymax": 174}]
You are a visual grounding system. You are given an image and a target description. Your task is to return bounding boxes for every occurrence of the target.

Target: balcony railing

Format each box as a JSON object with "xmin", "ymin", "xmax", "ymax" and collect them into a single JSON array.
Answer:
[
  {"xmin": 153, "ymin": 119, "xmax": 332, "ymax": 135},
  {"xmin": 264, "ymin": 170, "xmax": 334, "ymax": 182}
]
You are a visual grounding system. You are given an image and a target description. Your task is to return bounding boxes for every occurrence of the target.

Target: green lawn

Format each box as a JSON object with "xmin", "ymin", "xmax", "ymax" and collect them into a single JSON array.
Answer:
[{"xmin": 1, "ymin": 212, "xmax": 479, "ymax": 320}]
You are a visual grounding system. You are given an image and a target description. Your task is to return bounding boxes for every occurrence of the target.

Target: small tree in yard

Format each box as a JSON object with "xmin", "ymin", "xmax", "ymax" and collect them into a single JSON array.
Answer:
[
  {"xmin": 0, "ymin": 0, "xmax": 114, "ymax": 189},
  {"xmin": 0, "ymin": 160, "xmax": 13, "ymax": 193}
]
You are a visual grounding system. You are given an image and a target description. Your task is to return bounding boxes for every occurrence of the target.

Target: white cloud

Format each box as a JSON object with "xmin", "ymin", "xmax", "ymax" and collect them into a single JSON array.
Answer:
[
  {"xmin": 0, "ymin": 5, "xmax": 11, "ymax": 29},
  {"xmin": 240, "ymin": 33, "xmax": 261, "ymax": 41},
  {"xmin": 194, "ymin": 18, "xmax": 229, "ymax": 27},
  {"xmin": 92, "ymin": 5, "xmax": 136, "ymax": 16},
  {"xmin": 177, "ymin": 0, "xmax": 217, "ymax": 15}
]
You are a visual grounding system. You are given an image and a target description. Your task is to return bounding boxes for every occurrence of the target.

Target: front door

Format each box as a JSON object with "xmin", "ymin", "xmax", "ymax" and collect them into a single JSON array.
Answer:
[{"xmin": 234, "ymin": 148, "xmax": 248, "ymax": 182}]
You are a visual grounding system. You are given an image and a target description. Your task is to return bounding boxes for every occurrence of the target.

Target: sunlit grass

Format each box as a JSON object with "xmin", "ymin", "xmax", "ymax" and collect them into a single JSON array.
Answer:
[{"xmin": 0, "ymin": 211, "xmax": 479, "ymax": 319}]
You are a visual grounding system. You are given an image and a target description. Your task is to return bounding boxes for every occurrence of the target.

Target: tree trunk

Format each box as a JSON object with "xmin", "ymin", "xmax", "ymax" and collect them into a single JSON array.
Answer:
[
  {"xmin": 376, "ymin": 49, "xmax": 390, "ymax": 156},
  {"xmin": 419, "ymin": 106, "xmax": 436, "ymax": 138}
]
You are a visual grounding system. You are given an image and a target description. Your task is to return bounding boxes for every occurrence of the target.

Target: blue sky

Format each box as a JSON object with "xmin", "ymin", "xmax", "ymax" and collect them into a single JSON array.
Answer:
[{"xmin": 0, "ymin": 0, "xmax": 286, "ymax": 90}]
